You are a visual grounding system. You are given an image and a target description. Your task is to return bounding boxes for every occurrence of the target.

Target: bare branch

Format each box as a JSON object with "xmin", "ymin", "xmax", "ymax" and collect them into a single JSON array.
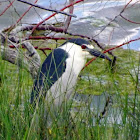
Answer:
[
  {"xmin": 83, "ymin": 36, "xmax": 140, "ymax": 70},
  {"xmin": 120, "ymin": 14, "xmax": 140, "ymax": 24},
  {"xmin": 63, "ymin": 0, "xmax": 74, "ymax": 31},
  {"xmin": 28, "ymin": 36, "xmax": 71, "ymax": 41},
  {"xmin": 93, "ymin": 0, "xmax": 134, "ymax": 39},
  {"xmin": 0, "ymin": 46, "xmax": 40, "ymax": 78},
  {"xmin": 15, "ymin": 0, "xmax": 39, "ymax": 25},
  {"xmin": 17, "ymin": 0, "xmax": 77, "ymax": 18},
  {"xmin": 0, "ymin": 0, "xmax": 16, "ymax": 17},
  {"xmin": 6, "ymin": 24, "xmax": 115, "ymax": 59},
  {"xmin": 0, "ymin": 32, "xmax": 41, "ymax": 78},
  {"xmin": 30, "ymin": 0, "xmax": 84, "ymax": 35}
]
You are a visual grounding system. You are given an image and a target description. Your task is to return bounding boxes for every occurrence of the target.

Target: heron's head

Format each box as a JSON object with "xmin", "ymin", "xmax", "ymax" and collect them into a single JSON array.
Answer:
[{"xmin": 60, "ymin": 38, "xmax": 111, "ymax": 62}]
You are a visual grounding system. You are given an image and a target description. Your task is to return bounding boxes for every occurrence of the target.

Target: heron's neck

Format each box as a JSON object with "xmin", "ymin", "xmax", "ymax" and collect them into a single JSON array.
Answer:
[
  {"xmin": 60, "ymin": 43, "xmax": 86, "ymax": 75},
  {"xmin": 67, "ymin": 55, "xmax": 86, "ymax": 76}
]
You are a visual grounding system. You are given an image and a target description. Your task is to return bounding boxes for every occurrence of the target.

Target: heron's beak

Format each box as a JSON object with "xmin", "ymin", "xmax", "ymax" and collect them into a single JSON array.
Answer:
[{"xmin": 87, "ymin": 48, "xmax": 112, "ymax": 62}]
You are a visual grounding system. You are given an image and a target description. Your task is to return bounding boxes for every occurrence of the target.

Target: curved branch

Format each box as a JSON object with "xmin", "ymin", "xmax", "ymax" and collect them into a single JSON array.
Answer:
[
  {"xmin": 0, "ymin": 46, "xmax": 40, "ymax": 78},
  {"xmin": 0, "ymin": 33, "xmax": 41, "ymax": 78},
  {"xmin": 120, "ymin": 14, "xmax": 140, "ymax": 24}
]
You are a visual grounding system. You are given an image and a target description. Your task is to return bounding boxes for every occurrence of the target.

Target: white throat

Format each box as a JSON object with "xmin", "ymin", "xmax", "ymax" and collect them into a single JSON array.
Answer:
[{"xmin": 60, "ymin": 42, "xmax": 86, "ymax": 75}]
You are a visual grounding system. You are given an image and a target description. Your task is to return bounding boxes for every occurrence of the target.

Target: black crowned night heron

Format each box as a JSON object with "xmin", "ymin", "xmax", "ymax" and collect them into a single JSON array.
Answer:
[{"xmin": 31, "ymin": 38, "xmax": 111, "ymax": 108}]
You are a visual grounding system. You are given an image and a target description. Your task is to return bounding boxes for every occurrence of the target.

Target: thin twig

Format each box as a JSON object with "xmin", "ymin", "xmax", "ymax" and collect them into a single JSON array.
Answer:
[
  {"xmin": 120, "ymin": 14, "xmax": 140, "ymax": 24},
  {"xmin": 7, "ymin": 23, "xmax": 115, "ymax": 57},
  {"xmin": 17, "ymin": 0, "xmax": 76, "ymax": 18},
  {"xmin": 15, "ymin": 0, "xmax": 39, "ymax": 25},
  {"xmin": 0, "ymin": 0, "xmax": 9, "ymax": 2},
  {"xmin": 0, "ymin": 0, "xmax": 16, "ymax": 16},
  {"xmin": 29, "ymin": 29, "xmax": 114, "ymax": 56},
  {"xmin": 120, "ymin": 0, "xmax": 133, "ymax": 14},
  {"xmin": 30, "ymin": 0, "xmax": 84, "ymax": 35},
  {"xmin": 5, "ymin": 0, "xmax": 39, "ymax": 33},
  {"xmin": 103, "ymin": 37, "xmax": 140, "ymax": 53},
  {"xmin": 82, "ymin": 36, "xmax": 140, "ymax": 70},
  {"xmin": 28, "ymin": 36, "xmax": 72, "ymax": 41},
  {"xmin": 93, "ymin": 0, "xmax": 133, "ymax": 38},
  {"xmin": 9, "ymin": 45, "xmax": 52, "ymax": 51}
]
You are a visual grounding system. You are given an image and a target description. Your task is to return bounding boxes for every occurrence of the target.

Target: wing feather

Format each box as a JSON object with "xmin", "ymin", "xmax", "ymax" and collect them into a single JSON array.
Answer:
[{"xmin": 30, "ymin": 48, "xmax": 68, "ymax": 104}]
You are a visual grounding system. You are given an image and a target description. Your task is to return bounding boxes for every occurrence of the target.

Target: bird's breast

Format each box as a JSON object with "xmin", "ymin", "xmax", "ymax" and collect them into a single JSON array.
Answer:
[{"xmin": 45, "ymin": 55, "xmax": 86, "ymax": 107}]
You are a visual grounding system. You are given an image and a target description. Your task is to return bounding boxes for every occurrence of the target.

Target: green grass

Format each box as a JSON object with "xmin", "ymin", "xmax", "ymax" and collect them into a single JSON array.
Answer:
[
  {"xmin": 0, "ymin": 44, "xmax": 140, "ymax": 139},
  {"xmin": 77, "ymin": 48, "xmax": 140, "ymax": 95}
]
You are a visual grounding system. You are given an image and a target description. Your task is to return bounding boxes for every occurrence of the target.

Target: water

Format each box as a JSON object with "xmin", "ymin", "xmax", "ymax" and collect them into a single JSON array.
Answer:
[{"xmin": 72, "ymin": 92, "xmax": 139, "ymax": 125}]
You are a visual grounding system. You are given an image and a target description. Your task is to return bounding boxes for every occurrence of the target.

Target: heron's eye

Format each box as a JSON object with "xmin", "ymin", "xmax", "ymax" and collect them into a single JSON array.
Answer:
[{"xmin": 81, "ymin": 45, "xmax": 87, "ymax": 49}]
